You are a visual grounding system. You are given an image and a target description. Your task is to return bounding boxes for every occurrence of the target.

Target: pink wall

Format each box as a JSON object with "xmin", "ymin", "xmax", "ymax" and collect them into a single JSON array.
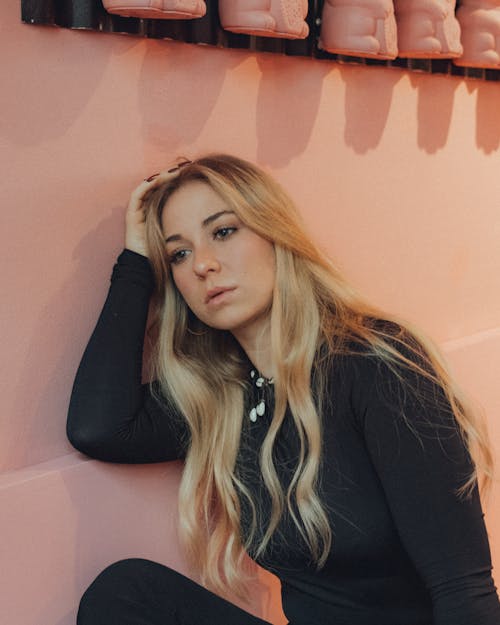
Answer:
[{"xmin": 1, "ymin": 0, "xmax": 499, "ymax": 622}]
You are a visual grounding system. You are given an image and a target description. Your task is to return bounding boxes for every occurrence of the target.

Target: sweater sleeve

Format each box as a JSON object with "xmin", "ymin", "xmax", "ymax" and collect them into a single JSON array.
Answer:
[
  {"xmin": 352, "ymin": 349, "xmax": 500, "ymax": 625},
  {"xmin": 67, "ymin": 249, "xmax": 189, "ymax": 463}
]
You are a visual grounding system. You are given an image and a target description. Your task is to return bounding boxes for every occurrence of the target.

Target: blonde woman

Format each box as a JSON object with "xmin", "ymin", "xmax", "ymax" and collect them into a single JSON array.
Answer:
[{"xmin": 67, "ymin": 154, "xmax": 500, "ymax": 625}]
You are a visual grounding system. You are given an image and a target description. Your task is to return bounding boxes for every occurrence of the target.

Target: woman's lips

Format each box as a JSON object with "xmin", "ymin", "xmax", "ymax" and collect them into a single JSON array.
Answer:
[{"xmin": 205, "ymin": 287, "xmax": 236, "ymax": 305}]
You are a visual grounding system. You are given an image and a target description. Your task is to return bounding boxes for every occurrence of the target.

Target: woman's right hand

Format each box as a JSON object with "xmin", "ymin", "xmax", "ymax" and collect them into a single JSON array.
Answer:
[
  {"xmin": 125, "ymin": 163, "xmax": 191, "ymax": 257},
  {"xmin": 125, "ymin": 172, "xmax": 169, "ymax": 257},
  {"xmin": 124, "ymin": 174, "xmax": 158, "ymax": 257}
]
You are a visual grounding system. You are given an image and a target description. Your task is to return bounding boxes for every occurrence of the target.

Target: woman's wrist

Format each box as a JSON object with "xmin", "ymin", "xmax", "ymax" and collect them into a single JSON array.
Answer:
[
  {"xmin": 124, "ymin": 233, "xmax": 148, "ymax": 257},
  {"xmin": 124, "ymin": 244, "xmax": 148, "ymax": 258},
  {"xmin": 123, "ymin": 247, "xmax": 149, "ymax": 259},
  {"xmin": 114, "ymin": 249, "xmax": 155, "ymax": 291}
]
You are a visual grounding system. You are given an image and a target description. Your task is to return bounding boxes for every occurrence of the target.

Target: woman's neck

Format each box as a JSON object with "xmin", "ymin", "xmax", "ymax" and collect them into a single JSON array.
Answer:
[{"xmin": 232, "ymin": 319, "xmax": 274, "ymax": 379}]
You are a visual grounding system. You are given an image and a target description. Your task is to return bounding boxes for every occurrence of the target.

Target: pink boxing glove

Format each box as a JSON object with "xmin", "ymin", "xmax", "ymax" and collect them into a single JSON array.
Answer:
[
  {"xmin": 102, "ymin": 0, "xmax": 206, "ymax": 19},
  {"xmin": 394, "ymin": 0, "xmax": 462, "ymax": 58},
  {"xmin": 319, "ymin": 0, "xmax": 398, "ymax": 59},
  {"xmin": 454, "ymin": 0, "xmax": 500, "ymax": 68},
  {"xmin": 218, "ymin": 0, "xmax": 309, "ymax": 39}
]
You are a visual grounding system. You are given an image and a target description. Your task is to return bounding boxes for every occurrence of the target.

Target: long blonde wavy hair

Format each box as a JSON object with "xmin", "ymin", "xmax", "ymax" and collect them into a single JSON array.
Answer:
[{"xmin": 141, "ymin": 154, "xmax": 493, "ymax": 599}]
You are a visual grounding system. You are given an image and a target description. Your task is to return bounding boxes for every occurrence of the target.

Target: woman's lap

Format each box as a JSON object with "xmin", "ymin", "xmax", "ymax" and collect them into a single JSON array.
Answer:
[{"xmin": 77, "ymin": 558, "xmax": 274, "ymax": 625}]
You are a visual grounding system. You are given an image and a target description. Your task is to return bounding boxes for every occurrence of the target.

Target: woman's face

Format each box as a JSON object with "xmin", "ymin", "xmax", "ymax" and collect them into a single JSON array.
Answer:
[{"xmin": 161, "ymin": 180, "xmax": 276, "ymax": 342}]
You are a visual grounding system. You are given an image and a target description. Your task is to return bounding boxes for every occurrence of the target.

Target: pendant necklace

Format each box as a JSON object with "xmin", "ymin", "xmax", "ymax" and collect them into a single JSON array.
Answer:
[{"xmin": 249, "ymin": 369, "xmax": 274, "ymax": 422}]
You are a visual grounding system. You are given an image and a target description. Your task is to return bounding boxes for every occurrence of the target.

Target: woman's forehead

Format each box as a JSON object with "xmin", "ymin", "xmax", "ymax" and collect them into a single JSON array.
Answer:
[{"xmin": 161, "ymin": 180, "xmax": 233, "ymax": 233}]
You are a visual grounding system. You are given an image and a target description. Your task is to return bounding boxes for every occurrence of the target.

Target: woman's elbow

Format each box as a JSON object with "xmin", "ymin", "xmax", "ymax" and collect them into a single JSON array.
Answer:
[{"xmin": 66, "ymin": 414, "xmax": 107, "ymax": 459}]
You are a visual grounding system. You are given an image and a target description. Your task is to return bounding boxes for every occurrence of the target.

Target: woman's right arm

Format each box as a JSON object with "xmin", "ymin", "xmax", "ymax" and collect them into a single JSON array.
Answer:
[{"xmin": 67, "ymin": 173, "xmax": 189, "ymax": 463}]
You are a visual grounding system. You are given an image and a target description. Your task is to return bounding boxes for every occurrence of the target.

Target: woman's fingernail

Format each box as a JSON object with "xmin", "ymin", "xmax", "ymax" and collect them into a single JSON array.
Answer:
[
  {"xmin": 145, "ymin": 173, "xmax": 160, "ymax": 182},
  {"xmin": 167, "ymin": 160, "xmax": 192, "ymax": 173}
]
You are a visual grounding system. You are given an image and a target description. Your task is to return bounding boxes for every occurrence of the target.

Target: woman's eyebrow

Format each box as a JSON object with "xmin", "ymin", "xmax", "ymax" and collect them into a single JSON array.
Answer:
[{"xmin": 164, "ymin": 210, "xmax": 235, "ymax": 243}]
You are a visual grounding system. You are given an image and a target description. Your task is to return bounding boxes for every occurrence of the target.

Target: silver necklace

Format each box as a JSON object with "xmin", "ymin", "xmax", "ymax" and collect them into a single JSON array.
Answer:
[{"xmin": 249, "ymin": 369, "xmax": 274, "ymax": 422}]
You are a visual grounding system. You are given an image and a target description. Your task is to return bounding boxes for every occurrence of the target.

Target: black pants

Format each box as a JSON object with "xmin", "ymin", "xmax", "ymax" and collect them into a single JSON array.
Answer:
[{"xmin": 77, "ymin": 558, "xmax": 276, "ymax": 625}]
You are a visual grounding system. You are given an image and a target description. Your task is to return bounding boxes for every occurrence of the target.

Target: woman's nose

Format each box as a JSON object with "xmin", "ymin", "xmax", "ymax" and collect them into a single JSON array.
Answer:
[{"xmin": 192, "ymin": 248, "xmax": 220, "ymax": 278}]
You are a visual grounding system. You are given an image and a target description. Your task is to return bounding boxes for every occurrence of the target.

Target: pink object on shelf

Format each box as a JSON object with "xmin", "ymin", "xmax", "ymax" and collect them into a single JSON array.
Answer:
[
  {"xmin": 394, "ymin": 1, "xmax": 462, "ymax": 58},
  {"xmin": 454, "ymin": 0, "xmax": 500, "ymax": 68},
  {"xmin": 101, "ymin": 0, "xmax": 207, "ymax": 19},
  {"xmin": 218, "ymin": 0, "xmax": 309, "ymax": 40},
  {"xmin": 319, "ymin": 0, "xmax": 398, "ymax": 59}
]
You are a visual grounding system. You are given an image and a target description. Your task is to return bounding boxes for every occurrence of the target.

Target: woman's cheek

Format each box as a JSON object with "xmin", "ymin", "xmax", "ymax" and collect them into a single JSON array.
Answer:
[{"xmin": 173, "ymin": 275, "xmax": 197, "ymax": 310}]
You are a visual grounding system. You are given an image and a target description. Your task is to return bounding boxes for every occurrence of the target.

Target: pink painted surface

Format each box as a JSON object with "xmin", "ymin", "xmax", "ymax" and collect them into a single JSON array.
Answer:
[
  {"xmin": 0, "ymin": 456, "xmax": 284, "ymax": 624},
  {"xmin": 0, "ymin": 458, "xmax": 186, "ymax": 625},
  {"xmin": 1, "ymin": 0, "xmax": 500, "ymax": 621}
]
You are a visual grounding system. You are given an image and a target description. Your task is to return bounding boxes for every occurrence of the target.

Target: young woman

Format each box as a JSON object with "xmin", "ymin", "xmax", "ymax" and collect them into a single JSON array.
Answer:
[{"xmin": 67, "ymin": 154, "xmax": 500, "ymax": 625}]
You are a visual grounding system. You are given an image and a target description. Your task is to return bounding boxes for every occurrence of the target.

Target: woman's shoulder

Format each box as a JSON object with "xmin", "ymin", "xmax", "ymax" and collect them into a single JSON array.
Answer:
[
  {"xmin": 320, "ymin": 317, "xmax": 442, "ymax": 409},
  {"xmin": 339, "ymin": 318, "xmax": 433, "ymax": 369},
  {"xmin": 322, "ymin": 317, "xmax": 420, "ymax": 368}
]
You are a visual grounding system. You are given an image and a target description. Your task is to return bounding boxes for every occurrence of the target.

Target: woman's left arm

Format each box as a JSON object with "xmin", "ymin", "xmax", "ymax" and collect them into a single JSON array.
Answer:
[{"xmin": 354, "ymin": 350, "xmax": 500, "ymax": 625}]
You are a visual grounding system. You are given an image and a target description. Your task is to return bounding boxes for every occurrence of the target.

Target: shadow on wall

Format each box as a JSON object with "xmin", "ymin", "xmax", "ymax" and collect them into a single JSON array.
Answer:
[
  {"xmin": 0, "ymin": 25, "xmax": 135, "ymax": 147},
  {"xmin": 4, "ymin": 10, "xmax": 500, "ymax": 161},
  {"xmin": 408, "ymin": 72, "xmax": 460, "ymax": 154},
  {"xmin": 136, "ymin": 38, "xmax": 327, "ymax": 168},
  {"xmin": 59, "ymin": 460, "xmax": 186, "ymax": 625},
  {"xmin": 338, "ymin": 63, "xmax": 500, "ymax": 156},
  {"xmin": 255, "ymin": 54, "xmax": 328, "ymax": 168},
  {"xmin": 475, "ymin": 81, "xmax": 500, "ymax": 154},
  {"xmin": 337, "ymin": 64, "xmax": 402, "ymax": 155},
  {"xmin": 408, "ymin": 72, "xmax": 500, "ymax": 155},
  {"xmin": 4, "ymin": 203, "xmax": 124, "ymax": 472},
  {"xmin": 137, "ymin": 40, "xmax": 244, "ymax": 162}
]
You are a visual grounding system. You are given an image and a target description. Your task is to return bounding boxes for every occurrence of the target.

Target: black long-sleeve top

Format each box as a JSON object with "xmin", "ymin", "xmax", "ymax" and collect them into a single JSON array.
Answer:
[{"xmin": 67, "ymin": 249, "xmax": 500, "ymax": 625}]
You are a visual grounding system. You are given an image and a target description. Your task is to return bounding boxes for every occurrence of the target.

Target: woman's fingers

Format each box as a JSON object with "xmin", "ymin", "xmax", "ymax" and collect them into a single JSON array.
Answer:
[
  {"xmin": 128, "ymin": 178, "xmax": 158, "ymax": 210},
  {"xmin": 125, "ymin": 162, "xmax": 192, "ymax": 256},
  {"xmin": 129, "ymin": 164, "xmax": 188, "ymax": 209}
]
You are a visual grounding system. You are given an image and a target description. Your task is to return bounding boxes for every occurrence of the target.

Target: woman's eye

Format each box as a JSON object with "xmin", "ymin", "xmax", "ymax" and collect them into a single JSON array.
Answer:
[
  {"xmin": 214, "ymin": 226, "xmax": 237, "ymax": 240},
  {"xmin": 169, "ymin": 249, "xmax": 190, "ymax": 265}
]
